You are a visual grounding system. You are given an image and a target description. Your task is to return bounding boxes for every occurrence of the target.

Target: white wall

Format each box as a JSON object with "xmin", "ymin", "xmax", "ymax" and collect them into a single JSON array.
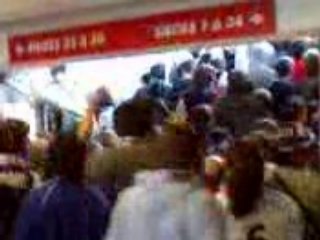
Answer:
[{"xmin": 276, "ymin": 0, "xmax": 320, "ymax": 34}]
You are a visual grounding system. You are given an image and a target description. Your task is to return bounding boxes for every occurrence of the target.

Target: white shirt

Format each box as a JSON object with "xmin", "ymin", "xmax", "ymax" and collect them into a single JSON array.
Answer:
[
  {"xmin": 106, "ymin": 170, "xmax": 225, "ymax": 240},
  {"xmin": 226, "ymin": 187, "xmax": 304, "ymax": 240}
]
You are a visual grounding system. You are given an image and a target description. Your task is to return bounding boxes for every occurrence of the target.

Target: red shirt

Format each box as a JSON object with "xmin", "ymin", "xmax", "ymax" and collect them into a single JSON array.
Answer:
[{"xmin": 292, "ymin": 58, "xmax": 307, "ymax": 84}]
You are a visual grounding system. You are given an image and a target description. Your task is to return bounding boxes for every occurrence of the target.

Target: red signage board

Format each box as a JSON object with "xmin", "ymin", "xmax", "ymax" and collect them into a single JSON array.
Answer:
[{"xmin": 9, "ymin": 0, "xmax": 275, "ymax": 64}]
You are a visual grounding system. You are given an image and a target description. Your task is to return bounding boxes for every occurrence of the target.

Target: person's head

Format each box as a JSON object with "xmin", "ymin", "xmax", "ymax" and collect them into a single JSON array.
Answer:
[
  {"xmin": 155, "ymin": 118, "xmax": 205, "ymax": 173},
  {"xmin": 228, "ymin": 70, "xmax": 254, "ymax": 95},
  {"xmin": 225, "ymin": 137, "xmax": 264, "ymax": 218},
  {"xmin": 275, "ymin": 56, "xmax": 293, "ymax": 78},
  {"xmin": 211, "ymin": 58, "xmax": 226, "ymax": 72},
  {"xmin": 89, "ymin": 87, "xmax": 113, "ymax": 117},
  {"xmin": 193, "ymin": 65, "xmax": 216, "ymax": 89},
  {"xmin": 291, "ymin": 41, "xmax": 306, "ymax": 59},
  {"xmin": 141, "ymin": 73, "xmax": 151, "ymax": 86},
  {"xmin": 48, "ymin": 133, "xmax": 87, "ymax": 184},
  {"xmin": 199, "ymin": 52, "xmax": 212, "ymax": 65},
  {"xmin": 50, "ymin": 64, "xmax": 66, "ymax": 82},
  {"xmin": 0, "ymin": 119, "xmax": 29, "ymax": 155},
  {"xmin": 114, "ymin": 98, "xmax": 168, "ymax": 138},
  {"xmin": 150, "ymin": 63, "xmax": 166, "ymax": 81},
  {"xmin": 178, "ymin": 60, "xmax": 194, "ymax": 81},
  {"xmin": 180, "ymin": 60, "xmax": 194, "ymax": 73},
  {"xmin": 191, "ymin": 49, "xmax": 201, "ymax": 60}
]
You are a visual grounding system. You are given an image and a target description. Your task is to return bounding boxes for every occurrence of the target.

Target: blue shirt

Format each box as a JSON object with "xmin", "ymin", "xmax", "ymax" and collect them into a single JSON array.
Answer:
[{"xmin": 15, "ymin": 178, "xmax": 110, "ymax": 240}]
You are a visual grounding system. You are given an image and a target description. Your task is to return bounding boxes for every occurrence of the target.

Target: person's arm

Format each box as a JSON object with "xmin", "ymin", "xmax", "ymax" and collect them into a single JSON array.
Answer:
[{"xmin": 78, "ymin": 108, "xmax": 95, "ymax": 140}]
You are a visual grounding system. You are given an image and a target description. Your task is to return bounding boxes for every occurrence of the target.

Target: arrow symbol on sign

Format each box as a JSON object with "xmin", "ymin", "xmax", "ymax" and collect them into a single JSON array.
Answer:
[
  {"xmin": 249, "ymin": 13, "xmax": 264, "ymax": 26},
  {"xmin": 15, "ymin": 44, "xmax": 25, "ymax": 56}
]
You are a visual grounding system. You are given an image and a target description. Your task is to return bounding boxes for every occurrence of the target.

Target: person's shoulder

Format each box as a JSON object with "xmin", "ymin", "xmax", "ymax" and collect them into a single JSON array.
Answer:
[
  {"xmin": 263, "ymin": 187, "xmax": 296, "ymax": 206},
  {"xmin": 262, "ymin": 187, "xmax": 303, "ymax": 221},
  {"xmin": 23, "ymin": 179, "xmax": 59, "ymax": 208},
  {"xmin": 117, "ymin": 185, "xmax": 148, "ymax": 202},
  {"xmin": 28, "ymin": 178, "xmax": 55, "ymax": 193},
  {"xmin": 111, "ymin": 185, "xmax": 151, "ymax": 217}
]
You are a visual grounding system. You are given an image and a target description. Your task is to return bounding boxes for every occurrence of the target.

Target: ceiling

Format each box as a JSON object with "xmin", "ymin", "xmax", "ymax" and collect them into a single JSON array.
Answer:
[
  {"xmin": 0, "ymin": 0, "xmax": 244, "ymax": 34},
  {"xmin": 0, "ymin": 0, "xmax": 137, "ymax": 23}
]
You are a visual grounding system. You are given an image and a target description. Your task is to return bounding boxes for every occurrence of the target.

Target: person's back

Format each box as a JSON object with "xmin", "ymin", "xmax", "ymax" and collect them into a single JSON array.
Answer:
[
  {"xmin": 106, "ymin": 171, "xmax": 192, "ymax": 240},
  {"xmin": 187, "ymin": 189, "xmax": 226, "ymax": 240},
  {"xmin": 215, "ymin": 75, "xmax": 268, "ymax": 137},
  {"xmin": 224, "ymin": 138, "xmax": 304, "ymax": 240},
  {"xmin": 270, "ymin": 81, "xmax": 295, "ymax": 112},
  {"xmin": 15, "ymin": 133, "xmax": 110, "ymax": 240},
  {"xmin": 183, "ymin": 65, "xmax": 216, "ymax": 113},
  {"xmin": 15, "ymin": 177, "xmax": 109, "ymax": 240},
  {"xmin": 183, "ymin": 88, "xmax": 213, "ymax": 113},
  {"xmin": 271, "ymin": 56, "xmax": 296, "ymax": 117},
  {"xmin": 249, "ymin": 41, "xmax": 277, "ymax": 89},
  {"xmin": 215, "ymin": 97, "xmax": 249, "ymax": 136},
  {"xmin": 106, "ymin": 120, "xmax": 225, "ymax": 240},
  {"xmin": 106, "ymin": 171, "xmax": 225, "ymax": 240},
  {"xmin": 226, "ymin": 186, "xmax": 304, "ymax": 240}
]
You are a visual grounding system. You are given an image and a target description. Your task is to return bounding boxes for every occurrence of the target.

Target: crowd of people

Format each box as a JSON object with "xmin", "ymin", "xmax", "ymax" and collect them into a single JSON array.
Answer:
[{"xmin": 0, "ymin": 39, "xmax": 319, "ymax": 240}]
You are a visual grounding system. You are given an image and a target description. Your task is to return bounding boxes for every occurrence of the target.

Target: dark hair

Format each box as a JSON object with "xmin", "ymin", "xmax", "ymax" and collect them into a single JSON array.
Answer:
[
  {"xmin": 228, "ymin": 71, "xmax": 253, "ymax": 95},
  {"xmin": 180, "ymin": 60, "xmax": 194, "ymax": 73},
  {"xmin": 94, "ymin": 87, "xmax": 114, "ymax": 109},
  {"xmin": 193, "ymin": 65, "xmax": 216, "ymax": 89},
  {"xmin": 158, "ymin": 121, "xmax": 205, "ymax": 172},
  {"xmin": 150, "ymin": 64, "xmax": 166, "ymax": 80},
  {"xmin": 50, "ymin": 64, "xmax": 66, "ymax": 77},
  {"xmin": 275, "ymin": 58, "xmax": 291, "ymax": 78},
  {"xmin": 199, "ymin": 53, "xmax": 212, "ymax": 65},
  {"xmin": 48, "ymin": 133, "xmax": 87, "ymax": 183},
  {"xmin": 114, "ymin": 99, "xmax": 168, "ymax": 137},
  {"xmin": 226, "ymin": 138, "xmax": 264, "ymax": 218},
  {"xmin": 141, "ymin": 73, "xmax": 151, "ymax": 85},
  {"xmin": 291, "ymin": 41, "xmax": 306, "ymax": 59},
  {"xmin": 0, "ymin": 119, "xmax": 29, "ymax": 154},
  {"xmin": 191, "ymin": 49, "xmax": 201, "ymax": 59}
]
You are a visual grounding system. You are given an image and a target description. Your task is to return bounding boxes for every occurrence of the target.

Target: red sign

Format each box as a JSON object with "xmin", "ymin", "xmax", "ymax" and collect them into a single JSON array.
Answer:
[{"xmin": 9, "ymin": 0, "xmax": 275, "ymax": 64}]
